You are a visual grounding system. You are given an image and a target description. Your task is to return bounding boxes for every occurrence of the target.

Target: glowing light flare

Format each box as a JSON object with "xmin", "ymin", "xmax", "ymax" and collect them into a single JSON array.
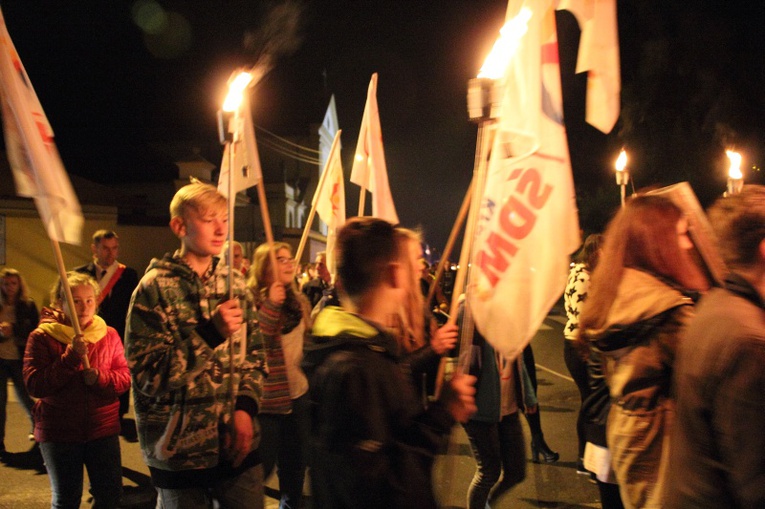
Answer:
[
  {"xmin": 477, "ymin": 7, "xmax": 533, "ymax": 79},
  {"xmin": 615, "ymin": 149, "xmax": 627, "ymax": 172},
  {"xmin": 726, "ymin": 150, "xmax": 742, "ymax": 180},
  {"xmin": 222, "ymin": 72, "xmax": 253, "ymax": 112}
]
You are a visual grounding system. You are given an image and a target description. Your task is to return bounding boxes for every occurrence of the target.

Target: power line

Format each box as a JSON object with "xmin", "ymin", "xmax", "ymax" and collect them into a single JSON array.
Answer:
[
  {"xmin": 258, "ymin": 136, "xmax": 321, "ymax": 165},
  {"xmin": 255, "ymin": 125, "xmax": 320, "ymax": 155}
]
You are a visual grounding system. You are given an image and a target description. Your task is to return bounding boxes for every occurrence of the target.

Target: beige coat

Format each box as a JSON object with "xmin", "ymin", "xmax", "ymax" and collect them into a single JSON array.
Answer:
[{"xmin": 583, "ymin": 269, "xmax": 694, "ymax": 509}]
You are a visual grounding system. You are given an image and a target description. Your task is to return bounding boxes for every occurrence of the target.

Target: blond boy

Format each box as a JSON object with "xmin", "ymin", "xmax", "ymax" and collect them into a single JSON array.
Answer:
[{"xmin": 125, "ymin": 182, "xmax": 267, "ymax": 509}]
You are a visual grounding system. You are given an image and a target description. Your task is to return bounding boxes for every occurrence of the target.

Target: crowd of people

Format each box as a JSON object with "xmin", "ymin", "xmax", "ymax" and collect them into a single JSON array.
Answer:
[{"xmin": 0, "ymin": 181, "xmax": 762, "ymax": 509}]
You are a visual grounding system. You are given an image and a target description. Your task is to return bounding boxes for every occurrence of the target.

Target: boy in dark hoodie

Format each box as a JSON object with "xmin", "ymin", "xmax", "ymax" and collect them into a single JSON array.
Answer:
[
  {"xmin": 125, "ymin": 181, "xmax": 267, "ymax": 509},
  {"xmin": 303, "ymin": 217, "xmax": 476, "ymax": 509}
]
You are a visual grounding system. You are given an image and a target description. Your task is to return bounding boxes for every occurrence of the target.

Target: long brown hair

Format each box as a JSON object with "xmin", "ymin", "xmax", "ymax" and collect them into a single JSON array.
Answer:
[
  {"xmin": 247, "ymin": 242, "xmax": 311, "ymax": 324},
  {"xmin": 580, "ymin": 195, "xmax": 709, "ymax": 333},
  {"xmin": 393, "ymin": 227, "xmax": 426, "ymax": 352},
  {"xmin": 0, "ymin": 268, "xmax": 31, "ymax": 306}
]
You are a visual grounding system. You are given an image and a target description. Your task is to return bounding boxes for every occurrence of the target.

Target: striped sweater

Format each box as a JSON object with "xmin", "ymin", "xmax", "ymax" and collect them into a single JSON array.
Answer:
[{"xmin": 257, "ymin": 298, "xmax": 308, "ymax": 414}]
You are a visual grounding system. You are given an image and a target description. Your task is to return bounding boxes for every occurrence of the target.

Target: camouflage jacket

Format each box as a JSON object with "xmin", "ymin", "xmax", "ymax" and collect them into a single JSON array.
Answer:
[{"xmin": 125, "ymin": 252, "xmax": 266, "ymax": 472}]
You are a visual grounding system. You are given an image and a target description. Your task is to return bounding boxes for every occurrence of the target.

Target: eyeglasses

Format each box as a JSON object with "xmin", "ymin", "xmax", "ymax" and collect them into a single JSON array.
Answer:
[{"xmin": 277, "ymin": 256, "xmax": 295, "ymax": 265}]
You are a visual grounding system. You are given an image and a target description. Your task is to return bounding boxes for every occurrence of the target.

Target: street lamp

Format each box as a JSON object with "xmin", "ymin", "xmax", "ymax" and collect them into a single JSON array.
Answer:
[{"xmin": 614, "ymin": 149, "xmax": 629, "ymax": 207}]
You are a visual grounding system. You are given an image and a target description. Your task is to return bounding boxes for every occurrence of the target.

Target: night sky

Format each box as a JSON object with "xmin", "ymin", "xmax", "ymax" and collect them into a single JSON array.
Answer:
[{"xmin": 2, "ymin": 0, "xmax": 764, "ymax": 249}]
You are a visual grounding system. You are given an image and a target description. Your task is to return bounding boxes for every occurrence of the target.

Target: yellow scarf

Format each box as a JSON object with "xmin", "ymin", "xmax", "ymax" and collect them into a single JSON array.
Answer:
[{"xmin": 39, "ymin": 315, "xmax": 108, "ymax": 345}]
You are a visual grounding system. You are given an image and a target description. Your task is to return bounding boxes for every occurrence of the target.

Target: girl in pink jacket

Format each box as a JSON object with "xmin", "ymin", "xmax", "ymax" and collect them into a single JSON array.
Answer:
[{"xmin": 24, "ymin": 272, "xmax": 130, "ymax": 509}]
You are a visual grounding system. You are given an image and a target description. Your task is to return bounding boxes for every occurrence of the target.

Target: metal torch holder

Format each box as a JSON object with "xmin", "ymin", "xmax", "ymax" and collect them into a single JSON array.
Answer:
[
  {"xmin": 449, "ymin": 78, "xmax": 503, "ymax": 372},
  {"xmin": 727, "ymin": 178, "xmax": 743, "ymax": 196}
]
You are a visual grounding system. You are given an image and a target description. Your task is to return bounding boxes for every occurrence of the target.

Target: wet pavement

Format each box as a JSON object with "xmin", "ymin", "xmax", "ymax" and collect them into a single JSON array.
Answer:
[{"xmin": 0, "ymin": 303, "xmax": 600, "ymax": 508}]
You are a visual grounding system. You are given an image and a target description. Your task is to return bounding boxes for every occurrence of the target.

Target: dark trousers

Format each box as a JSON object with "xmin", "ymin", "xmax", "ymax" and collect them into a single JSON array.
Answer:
[
  {"xmin": 463, "ymin": 412, "xmax": 526, "ymax": 509},
  {"xmin": 563, "ymin": 340, "xmax": 592, "ymax": 459},
  {"xmin": 0, "ymin": 357, "xmax": 34, "ymax": 442},
  {"xmin": 522, "ymin": 345, "xmax": 544, "ymax": 437},
  {"xmin": 597, "ymin": 480, "xmax": 626, "ymax": 509},
  {"xmin": 40, "ymin": 434, "xmax": 122, "ymax": 509},
  {"xmin": 259, "ymin": 394, "xmax": 310, "ymax": 509}
]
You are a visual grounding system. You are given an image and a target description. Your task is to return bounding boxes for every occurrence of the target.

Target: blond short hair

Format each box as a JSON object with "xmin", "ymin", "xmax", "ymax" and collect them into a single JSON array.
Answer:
[
  {"xmin": 50, "ymin": 272, "xmax": 101, "ymax": 308},
  {"xmin": 169, "ymin": 181, "xmax": 227, "ymax": 220}
]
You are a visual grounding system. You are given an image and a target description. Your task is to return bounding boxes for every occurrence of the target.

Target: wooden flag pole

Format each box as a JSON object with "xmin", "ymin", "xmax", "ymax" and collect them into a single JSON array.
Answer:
[
  {"xmin": 256, "ymin": 178, "xmax": 280, "ymax": 276},
  {"xmin": 226, "ymin": 117, "xmax": 239, "ymax": 301},
  {"xmin": 426, "ymin": 179, "xmax": 473, "ymax": 309},
  {"xmin": 447, "ymin": 121, "xmax": 494, "ymax": 327},
  {"xmin": 434, "ymin": 121, "xmax": 495, "ymax": 399},
  {"xmin": 50, "ymin": 239, "xmax": 89, "ymax": 369},
  {"xmin": 357, "ymin": 186, "xmax": 367, "ymax": 217},
  {"xmin": 294, "ymin": 130, "xmax": 342, "ymax": 275}
]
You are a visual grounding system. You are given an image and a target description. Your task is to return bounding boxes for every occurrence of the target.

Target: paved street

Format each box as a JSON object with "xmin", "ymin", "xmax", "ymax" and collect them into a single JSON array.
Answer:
[{"xmin": 0, "ymin": 302, "xmax": 600, "ymax": 508}]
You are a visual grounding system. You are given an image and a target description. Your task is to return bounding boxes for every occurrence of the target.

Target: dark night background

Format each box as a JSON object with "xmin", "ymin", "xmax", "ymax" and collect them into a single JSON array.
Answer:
[{"xmin": 1, "ymin": 0, "xmax": 764, "ymax": 248}]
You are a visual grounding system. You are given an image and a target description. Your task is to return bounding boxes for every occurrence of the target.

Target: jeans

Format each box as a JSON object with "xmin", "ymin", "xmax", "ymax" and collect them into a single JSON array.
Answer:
[
  {"xmin": 259, "ymin": 394, "xmax": 310, "ymax": 509},
  {"xmin": 155, "ymin": 464, "xmax": 264, "ymax": 509},
  {"xmin": 0, "ymin": 357, "xmax": 35, "ymax": 443},
  {"xmin": 463, "ymin": 412, "xmax": 526, "ymax": 509},
  {"xmin": 40, "ymin": 435, "xmax": 122, "ymax": 509}
]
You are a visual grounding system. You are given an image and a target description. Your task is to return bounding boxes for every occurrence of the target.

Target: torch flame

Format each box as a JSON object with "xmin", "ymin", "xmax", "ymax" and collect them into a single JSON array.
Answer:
[
  {"xmin": 726, "ymin": 150, "xmax": 742, "ymax": 179},
  {"xmin": 477, "ymin": 7, "xmax": 532, "ymax": 80},
  {"xmin": 222, "ymin": 71, "xmax": 253, "ymax": 112},
  {"xmin": 615, "ymin": 149, "xmax": 627, "ymax": 172}
]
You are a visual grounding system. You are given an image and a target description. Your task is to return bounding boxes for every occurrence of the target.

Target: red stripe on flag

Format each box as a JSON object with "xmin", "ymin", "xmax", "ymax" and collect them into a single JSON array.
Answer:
[{"xmin": 541, "ymin": 42, "xmax": 559, "ymax": 65}]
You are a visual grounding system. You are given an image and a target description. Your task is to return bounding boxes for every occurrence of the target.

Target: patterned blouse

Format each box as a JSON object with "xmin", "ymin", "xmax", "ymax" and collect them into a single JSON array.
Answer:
[{"xmin": 564, "ymin": 263, "xmax": 590, "ymax": 340}]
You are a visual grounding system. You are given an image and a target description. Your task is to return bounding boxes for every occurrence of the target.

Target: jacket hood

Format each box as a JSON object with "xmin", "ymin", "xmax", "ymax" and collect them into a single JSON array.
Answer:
[
  {"xmin": 584, "ymin": 268, "xmax": 693, "ymax": 350},
  {"xmin": 145, "ymin": 252, "xmax": 223, "ymax": 280},
  {"xmin": 303, "ymin": 306, "xmax": 398, "ymax": 375}
]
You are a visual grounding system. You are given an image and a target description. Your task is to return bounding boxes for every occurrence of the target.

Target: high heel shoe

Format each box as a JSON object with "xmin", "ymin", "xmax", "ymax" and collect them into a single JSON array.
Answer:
[{"xmin": 531, "ymin": 434, "xmax": 559, "ymax": 463}]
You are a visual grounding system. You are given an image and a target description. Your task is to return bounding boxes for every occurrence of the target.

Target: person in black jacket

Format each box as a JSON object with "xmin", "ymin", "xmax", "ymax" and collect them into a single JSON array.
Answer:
[
  {"xmin": 74, "ymin": 230, "xmax": 139, "ymax": 430},
  {"xmin": 0, "ymin": 267, "xmax": 39, "ymax": 451},
  {"xmin": 667, "ymin": 185, "xmax": 765, "ymax": 508},
  {"xmin": 303, "ymin": 217, "xmax": 476, "ymax": 509}
]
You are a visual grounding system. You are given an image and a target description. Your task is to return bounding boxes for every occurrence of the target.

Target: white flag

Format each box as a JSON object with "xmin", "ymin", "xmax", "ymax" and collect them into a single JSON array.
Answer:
[
  {"xmin": 319, "ymin": 94, "xmax": 340, "ymax": 158},
  {"xmin": 558, "ymin": 0, "xmax": 620, "ymax": 133},
  {"xmin": 469, "ymin": 0, "xmax": 581, "ymax": 360},
  {"xmin": 317, "ymin": 95, "xmax": 341, "ymax": 235},
  {"xmin": 218, "ymin": 97, "xmax": 262, "ymax": 198},
  {"xmin": 350, "ymin": 73, "xmax": 398, "ymax": 224},
  {"xmin": 0, "ymin": 9, "xmax": 83, "ymax": 245},
  {"xmin": 313, "ymin": 131, "xmax": 345, "ymax": 276}
]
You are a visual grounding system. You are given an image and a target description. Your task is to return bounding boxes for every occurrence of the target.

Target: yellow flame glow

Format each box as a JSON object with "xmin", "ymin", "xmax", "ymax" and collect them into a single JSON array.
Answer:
[
  {"xmin": 726, "ymin": 150, "xmax": 742, "ymax": 179},
  {"xmin": 615, "ymin": 149, "xmax": 627, "ymax": 172},
  {"xmin": 477, "ymin": 7, "xmax": 532, "ymax": 79},
  {"xmin": 222, "ymin": 72, "xmax": 253, "ymax": 112}
]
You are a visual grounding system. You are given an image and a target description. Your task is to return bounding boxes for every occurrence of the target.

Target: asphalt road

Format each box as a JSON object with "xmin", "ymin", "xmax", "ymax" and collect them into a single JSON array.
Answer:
[{"xmin": 0, "ymin": 301, "xmax": 601, "ymax": 508}]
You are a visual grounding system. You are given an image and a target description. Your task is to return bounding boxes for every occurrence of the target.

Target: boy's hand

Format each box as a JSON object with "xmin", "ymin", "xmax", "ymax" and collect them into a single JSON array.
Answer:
[
  {"xmin": 267, "ymin": 282, "xmax": 286, "ymax": 306},
  {"xmin": 212, "ymin": 299, "xmax": 243, "ymax": 338},
  {"xmin": 82, "ymin": 368, "xmax": 99, "ymax": 386},
  {"xmin": 430, "ymin": 323, "xmax": 458, "ymax": 355},
  {"xmin": 439, "ymin": 370, "xmax": 477, "ymax": 423},
  {"xmin": 224, "ymin": 410, "xmax": 254, "ymax": 468}
]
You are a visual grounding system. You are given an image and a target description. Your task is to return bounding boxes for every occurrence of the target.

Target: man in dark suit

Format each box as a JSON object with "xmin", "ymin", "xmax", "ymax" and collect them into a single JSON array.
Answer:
[
  {"xmin": 302, "ymin": 251, "xmax": 331, "ymax": 308},
  {"xmin": 74, "ymin": 230, "xmax": 139, "ymax": 434}
]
